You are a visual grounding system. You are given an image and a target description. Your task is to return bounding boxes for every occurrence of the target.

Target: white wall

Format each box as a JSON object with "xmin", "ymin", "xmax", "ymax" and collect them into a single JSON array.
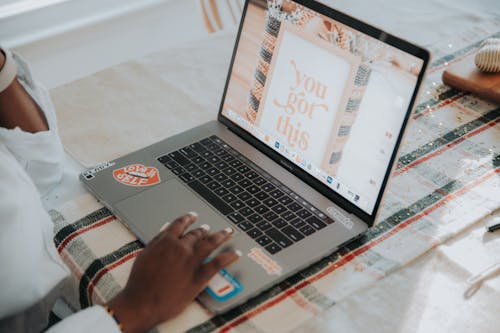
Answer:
[{"xmin": 2, "ymin": 0, "xmax": 210, "ymax": 89}]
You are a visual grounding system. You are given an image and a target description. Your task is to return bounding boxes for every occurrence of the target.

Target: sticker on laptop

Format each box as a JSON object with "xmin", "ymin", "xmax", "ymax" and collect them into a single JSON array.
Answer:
[
  {"xmin": 248, "ymin": 248, "xmax": 283, "ymax": 276},
  {"xmin": 113, "ymin": 164, "xmax": 161, "ymax": 187},
  {"xmin": 81, "ymin": 162, "xmax": 115, "ymax": 180},
  {"xmin": 205, "ymin": 268, "xmax": 244, "ymax": 302}
]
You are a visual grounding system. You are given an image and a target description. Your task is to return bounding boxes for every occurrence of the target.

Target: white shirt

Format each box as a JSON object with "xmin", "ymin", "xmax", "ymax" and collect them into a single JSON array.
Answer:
[{"xmin": 0, "ymin": 52, "xmax": 120, "ymax": 332}]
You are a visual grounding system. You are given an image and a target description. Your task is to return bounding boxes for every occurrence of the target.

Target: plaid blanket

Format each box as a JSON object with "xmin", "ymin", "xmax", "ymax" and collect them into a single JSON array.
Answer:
[{"xmin": 50, "ymin": 22, "xmax": 500, "ymax": 333}]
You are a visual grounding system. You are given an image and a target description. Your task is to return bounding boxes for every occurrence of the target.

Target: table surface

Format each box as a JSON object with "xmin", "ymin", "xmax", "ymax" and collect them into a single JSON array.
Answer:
[{"xmin": 46, "ymin": 1, "xmax": 500, "ymax": 332}]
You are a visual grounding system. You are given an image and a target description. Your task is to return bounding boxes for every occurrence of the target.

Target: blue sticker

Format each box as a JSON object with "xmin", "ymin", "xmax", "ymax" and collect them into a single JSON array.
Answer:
[{"xmin": 205, "ymin": 268, "xmax": 244, "ymax": 302}]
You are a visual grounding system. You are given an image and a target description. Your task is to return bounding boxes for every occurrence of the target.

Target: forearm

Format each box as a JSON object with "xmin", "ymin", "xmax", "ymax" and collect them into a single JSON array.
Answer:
[{"xmin": 0, "ymin": 50, "xmax": 49, "ymax": 133}]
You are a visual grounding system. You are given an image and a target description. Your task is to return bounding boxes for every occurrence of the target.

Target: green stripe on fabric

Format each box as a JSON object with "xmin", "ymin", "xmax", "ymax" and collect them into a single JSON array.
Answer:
[
  {"xmin": 79, "ymin": 240, "xmax": 143, "ymax": 308},
  {"xmin": 54, "ymin": 208, "xmax": 113, "ymax": 247},
  {"xmin": 397, "ymin": 108, "xmax": 499, "ymax": 169}
]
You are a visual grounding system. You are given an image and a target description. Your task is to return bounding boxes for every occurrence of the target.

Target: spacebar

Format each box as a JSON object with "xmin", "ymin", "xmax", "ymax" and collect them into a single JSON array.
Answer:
[{"xmin": 188, "ymin": 180, "xmax": 234, "ymax": 216}]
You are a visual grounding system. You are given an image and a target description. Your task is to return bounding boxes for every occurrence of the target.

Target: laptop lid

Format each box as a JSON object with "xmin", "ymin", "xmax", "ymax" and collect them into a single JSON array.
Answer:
[{"xmin": 218, "ymin": 0, "xmax": 429, "ymax": 227}]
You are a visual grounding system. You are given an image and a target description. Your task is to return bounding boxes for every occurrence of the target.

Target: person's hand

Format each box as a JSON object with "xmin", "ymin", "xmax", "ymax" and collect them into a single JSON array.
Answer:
[{"xmin": 107, "ymin": 212, "xmax": 240, "ymax": 333}]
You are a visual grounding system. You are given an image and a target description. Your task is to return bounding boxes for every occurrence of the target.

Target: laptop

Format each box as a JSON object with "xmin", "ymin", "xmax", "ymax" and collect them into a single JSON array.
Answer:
[{"xmin": 81, "ymin": 0, "xmax": 429, "ymax": 313}]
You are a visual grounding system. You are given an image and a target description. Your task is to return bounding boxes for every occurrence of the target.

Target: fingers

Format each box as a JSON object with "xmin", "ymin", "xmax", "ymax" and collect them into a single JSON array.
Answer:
[
  {"xmin": 195, "ymin": 227, "xmax": 234, "ymax": 260},
  {"xmin": 197, "ymin": 250, "xmax": 242, "ymax": 285},
  {"xmin": 182, "ymin": 224, "xmax": 210, "ymax": 247},
  {"xmin": 160, "ymin": 212, "xmax": 198, "ymax": 238}
]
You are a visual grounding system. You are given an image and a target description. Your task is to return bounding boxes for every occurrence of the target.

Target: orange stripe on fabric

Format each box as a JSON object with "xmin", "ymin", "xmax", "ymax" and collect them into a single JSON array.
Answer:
[
  {"xmin": 87, "ymin": 250, "xmax": 141, "ymax": 305},
  {"xmin": 57, "ymin": 216, "xmax": 116, "ymax": 253},
  {"xmin": 217, "ymin": 169, "xmax": 498, "ymax": 332}
]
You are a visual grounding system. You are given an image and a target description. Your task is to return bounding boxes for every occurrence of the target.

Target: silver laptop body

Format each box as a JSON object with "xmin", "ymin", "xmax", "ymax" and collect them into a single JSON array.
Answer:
[{"xmin": 81, "ymin": 0, "xmax": 429, "ymax": 313}]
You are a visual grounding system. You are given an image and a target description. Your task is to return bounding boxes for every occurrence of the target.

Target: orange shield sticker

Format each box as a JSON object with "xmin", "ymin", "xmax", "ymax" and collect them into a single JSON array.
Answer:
[{"xmin": 113, "ymin": 164, "xmax": 161, "ymax": 187}]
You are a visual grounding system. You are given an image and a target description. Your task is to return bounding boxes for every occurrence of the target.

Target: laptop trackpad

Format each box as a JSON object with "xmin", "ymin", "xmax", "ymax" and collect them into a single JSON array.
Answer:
[{"xmin": 114, "ymin": 179, "xmax": 233, "ymax": 243}]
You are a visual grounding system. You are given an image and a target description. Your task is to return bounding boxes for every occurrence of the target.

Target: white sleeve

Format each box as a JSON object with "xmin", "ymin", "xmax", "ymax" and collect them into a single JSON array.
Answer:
[
  {"xmin": 47, "ymin": 306, "xmax": 122, "ymax": 333},
  {"xmin": 0, "ymin": 51, "xmax": 64, "ymax": 196}
]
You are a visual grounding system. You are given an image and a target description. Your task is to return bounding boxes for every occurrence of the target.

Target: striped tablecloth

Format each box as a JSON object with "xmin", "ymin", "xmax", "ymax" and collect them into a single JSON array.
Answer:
[{"xmin": 49, "ymin": 3, "xmax": 500, "ymax": 332}]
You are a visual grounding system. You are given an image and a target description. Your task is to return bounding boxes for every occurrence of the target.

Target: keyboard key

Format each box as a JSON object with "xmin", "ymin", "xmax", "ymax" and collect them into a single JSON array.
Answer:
[
  {"xmin": 227, "ymin": 212, "xmax": 244, "ymax": 224},
  {"xmin": 179, "ymin": 173, "xmax": 194, "ymax": 183},
  {"xmin": 238, "ymin": 179, "xmax": 252, "ymax": 188},
  {"xmin": 207, "ymin": 181, "xmax": 221, "ymax": 191},
  {"xmin": 245, "ymin": 198, "xmax": 259, "ymax": 207},
  {"xmin": 288, "ymin": 202, "xmax": 302, "ymax": 212},
  {"xmin": 245, "ymin": 170, "xmax": 258, "ymax": 179},
  {"xmin": 263, "ymin": 211, "xmax": 278, "ymax": 221},
  {"xmin": 261, "ymin": 183, "xmax": 276, "ymax": 192},
  {"xmin": 199, "ymin": 162, "xmax": 212, "ymax": 170},
  {"xmin": 229, "ymin": 185, "xmax": 244, "ymax": 195},
  {"xmin": 206, "ymin": 167, "xmax": 219, "ymax": 177},
  {"xmin": 278, "ymin": 196, "xmax": 293, "ymax": 205},
  {"xmin": 266, "ymin": 228, "xmax": 293, "ymax": 248},
  {"xmin": 168, "ymin": 151, "xmax": 190, "ymax": 165},
  {"xmin": 188, "ymin": 181, "xmax": 233, "ymax": 215},
  {"xmin": 230, "ymin": 200, "xmax": 245, "ymax": 210},
  {"xmin": 239, "ymin": 207, "xmax": 254, "ymax": 217},
  {"xmin": 269, "ymin": 189, "xmax": 284, "ymax": 199},
  {"xmin": 272, "ymin": 204, "xmax": 287, "ymax": 214},
  {"xmin": 247, "ymin": 185, "xmax": 260, "ymax": 194},
  {"xmin": 263, "ymin": 198, "xmax": 278, "ymax": 207},
  {"xmin": 185, "ymin": 163, "xmax": 197, "ymax": 172},
  {"xmin": 179, "ymin": 147, "xmax": 197, "ymax": 159},
  {"xmin": 157, "ymin": 155, "xmax": 171, "ymax": 164},
  {"xmin": 290, "ymin": 218, "xmax": 306, "ymax": 229},
  {"xmin": 200, "ymin": 137, "xmax": 214, "ymax": 147},
  {"xmin": 297, "ymin": 209, "xmax": 312, "ymax": 219},
  {"xmin": 163, "ymin": 160, "xmax": 178, "ymax": 169},
  {"xmin": 222, "ymin": 154, "xmax": 235, "ymax": 162},
  {"xmin": 256, "ymin": 221, "xmax": 272, "ymax": 231},
  {"xmin": 248, "ymin": 214, "xmax": 263, "ymax": 224},
  {"xmin": 199, "ymin": 175, "xmax": 213, "ymax": 184},
  {"xmin": 189, "ymin": 142, "xmax": 206, "ymax": 153},
  {"xmin": 300, "ymin": 225, "xmax": 316, "ymax": 236},
  {"xmin": 306, "ymin": 216, "xmax": 327, "ymax": 230},
  {"xmin": 214, "ymin": 173, "xmax": 228, "ymax": 182},
  {"xmin": 265, "ymin": 243, "xmax": 282, "ymax": 254},
  {"xmin": 253, "ymin": 177, "xmax": 266, "ymax": 186},
  {"xmin": 256, "ymin": 235, "xmax": 272, "ymax": 246},
  {"xmin": 192, "ymin": 169, "xmax": 206, "ymax": 178},
  {"xmin": 171, "ymin": 167, "xmax": 185, "ymax": 175},
  {"xmin": 237, "ymin": 192, "xmax": 251, "ymax": 201},
  {"xmin": 255, "ymin": 191, "xmax": 269, "ymax": 201},
  {"xmin": 202, "ymin": 151, "xmax": 215, "ymax": 159},
  {"xmin": 255, "ymin": 205, "xmax": 269, "ymax": 214},
  {"xmin": 281, "ymin": 211, "xmax": 295, "ymax": 221},
  {"xmin": 192, "ymin": 156, "xmax": 204, "ymax": 164},
  {"xmin": 247, "ymin": 228, "xmax": 263, "ymax": 239},
  {"xmin": 221, "ymin": 179, "xmax": 236, "ymax": 188},
  {"xmin": 272, "ymin": 218, "xmax": 288, "ymax": 229},
  {"xmin": 282, "ymin": 226, "xmax": 305, "ymax": 242},
  {"xmin": 215, "ymin": 161, "xmax": 228, "ymax": 169},
  {"xmin": 214, "ymin": 187, "xmax": 229, "ymax": 197},
  {"xmin": 222, "ymin": 193, "xmax": 237, "ymax": 203},
  {"xmin": 324, "ymin": 217, "xmax": 335, "ymax": 224},
  {"xmin": 237, "ymin": 165, "xmax": 251, "ymax": 174},
  {"xmin": 223, "ymin": 167, "xmax": 237, "ymax": 176},
  {"xmin": 238, "ymin": 221, "xmax": 253, "ymax": 231},
  {"xmin": 230, "ymin": 173, "xmax": 244, "ymax": 182},
  {"xmin": 214, "ymin": 149, "xmax": 226, "ymax": 157},
  {"xmin": 229, "ymin": 159, "xmax": 242, "ymax": 168}
]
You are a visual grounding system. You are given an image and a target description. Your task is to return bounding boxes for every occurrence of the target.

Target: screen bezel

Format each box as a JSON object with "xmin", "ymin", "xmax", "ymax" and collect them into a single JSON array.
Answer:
[{"xmin": 217, "ymin": 0, "xmax": 430, "ymax": 227}]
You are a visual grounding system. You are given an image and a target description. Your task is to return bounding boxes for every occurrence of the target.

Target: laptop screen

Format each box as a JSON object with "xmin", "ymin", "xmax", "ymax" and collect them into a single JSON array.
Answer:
[{"xmin": 220, "ymin": 0, "xmax": 425, "ymax": 215}]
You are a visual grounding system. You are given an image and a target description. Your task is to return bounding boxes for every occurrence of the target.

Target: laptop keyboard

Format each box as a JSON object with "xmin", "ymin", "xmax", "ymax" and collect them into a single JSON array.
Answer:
[{"xmin": 157, "ymin": 135, "xmax": 334, "ymax": 254}]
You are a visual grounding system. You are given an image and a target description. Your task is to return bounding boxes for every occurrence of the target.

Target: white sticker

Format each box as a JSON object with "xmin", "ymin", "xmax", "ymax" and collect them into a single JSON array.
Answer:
[{"xmin": 81, "ymin": 162, "xmax": 115, "ymax": 180}]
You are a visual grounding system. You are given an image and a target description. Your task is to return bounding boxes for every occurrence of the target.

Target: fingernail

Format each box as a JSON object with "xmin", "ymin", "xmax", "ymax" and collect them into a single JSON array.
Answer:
[
  {"xmin": 160, "ymin": 222, "xmax": 170, "ymax": 232},
  {"xmin": 200, "ymin": 224, "xmax": 210, "ymax": 231},
  {"xmin": 224, "ymin": 227, "xmax": 234, "ymax": 234},
  {"xmin": 235, "ymin": 250, "xmax": 243, "ymax": 257},
  {"xmin": 188, "ymin": 211, "xmax": 198, "ymax": 218}
]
